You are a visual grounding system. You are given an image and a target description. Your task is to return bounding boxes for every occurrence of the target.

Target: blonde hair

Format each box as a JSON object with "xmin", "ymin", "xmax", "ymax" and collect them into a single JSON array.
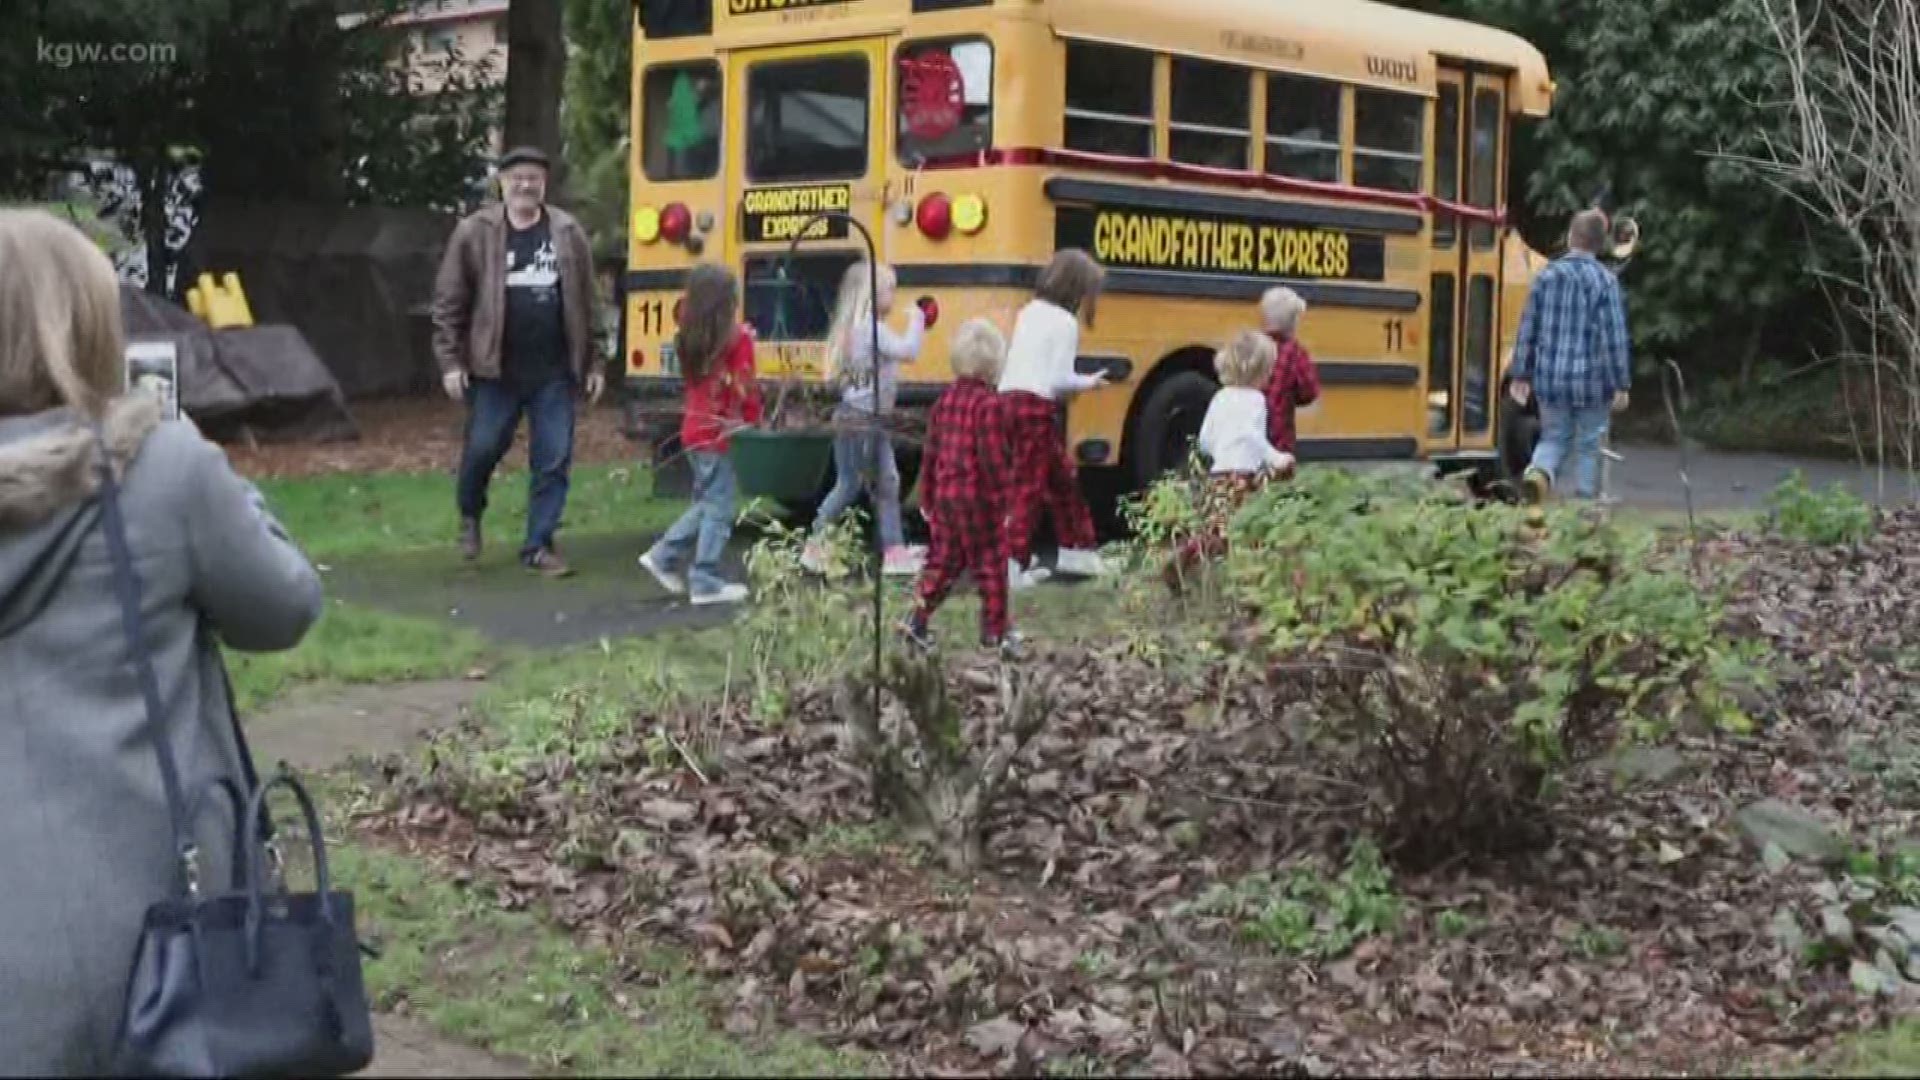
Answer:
[
  {"xmin": 1034, "ymin": 248, "xmax": 1105, "ymax": 327},
  {"xmin": 948, "ymin": 318, "xmax": 1007, "ymax": 381},
  {"xmin": 1259, "ymin": 286, "xmax": 1308, "ymax": 338},
  {"xmin": 1215, "ymin": 330, "xmax": 1278, "ymax": 389},
  {"xmin": 825, "ymin": 261, "xmax": 897, "ymax": 388},
  {"xmin": 0, "ymin": 210, "xmax": 126, "ymax": 419}
]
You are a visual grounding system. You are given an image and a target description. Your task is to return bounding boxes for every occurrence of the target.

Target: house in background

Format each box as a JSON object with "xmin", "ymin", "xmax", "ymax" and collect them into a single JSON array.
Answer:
[{"xmin": 339, "ymin": 0, "xmax": 510, "ymax": 152}]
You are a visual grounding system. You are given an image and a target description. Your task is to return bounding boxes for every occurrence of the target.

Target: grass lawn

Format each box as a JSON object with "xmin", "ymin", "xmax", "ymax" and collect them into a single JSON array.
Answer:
[
  {"xmin": 226, "ymin": 598, "xmax": 496, "ymax": 712},
  {"xmin": 263, "ymin": 462, "xmax": 680, "ymax": 564}
]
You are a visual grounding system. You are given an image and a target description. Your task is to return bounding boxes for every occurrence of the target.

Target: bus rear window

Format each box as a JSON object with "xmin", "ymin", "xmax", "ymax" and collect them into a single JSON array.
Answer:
[
  {"xmin": 642, "ymin": 63, "xmax": 721, "ymax": 182},
  {"xmin": 743, "ymin": 252, "xmax": 860, "ymax": 341},
  {"xmin": 748, "ymin": 56, "xmax": 870, "ymax": 182},
  {"xmin": 897, "ymin": 39, "xmax": 993, "ymax": 165}
]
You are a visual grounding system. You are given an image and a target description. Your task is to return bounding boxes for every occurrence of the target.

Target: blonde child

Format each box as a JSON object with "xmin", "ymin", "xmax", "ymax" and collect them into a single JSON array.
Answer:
[
  {"xmin": 802, "ymin": 261, "xmax": 927, "ymax": 576},
  {"xmin": 639, "ymin": 263, "xmax": 762, "ymax": 606},
  {"xmin": 1167, "ymin": 330, "xmax": 1296, "ymax": 587},
  {"xmin": 999, "ymin": 248, "xmax": 1111, "ymax": 586},
  {"xmin": 902, "ymin": 319, "xmax": 1021, "ymax": 656}
]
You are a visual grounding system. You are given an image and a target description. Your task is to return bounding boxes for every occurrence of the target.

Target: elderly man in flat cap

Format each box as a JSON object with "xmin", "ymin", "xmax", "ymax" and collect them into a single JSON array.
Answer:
[{"xmin": 433, "ymin": 145, "xmax": 604, "ymax": 576}]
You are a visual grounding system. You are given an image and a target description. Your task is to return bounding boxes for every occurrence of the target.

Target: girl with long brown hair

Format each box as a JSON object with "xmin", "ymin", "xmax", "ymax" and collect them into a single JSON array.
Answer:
[{"xmin": 639, "ymin": 263, "xmax": 762, "ymax": 605}]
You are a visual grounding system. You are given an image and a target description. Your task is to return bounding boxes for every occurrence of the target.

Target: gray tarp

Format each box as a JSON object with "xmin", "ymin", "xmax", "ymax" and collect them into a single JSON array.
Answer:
[
  {"xmin": 120, "ymin": 286, "xmax": 358, "ymax": 444},
  {"xmin": 184, "ymin": 203, "xmax": 455, "ymax": 398}
]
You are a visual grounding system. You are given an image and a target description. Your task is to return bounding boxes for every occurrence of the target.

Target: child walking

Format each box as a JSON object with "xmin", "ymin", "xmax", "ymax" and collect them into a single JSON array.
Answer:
[
  {"xmin": 1167, "ymin": 330, "xmax": 1296, "ymax": 587},
  {"xmin": 640, "ymin": 263, "xmax": 762, "ymax": 606},
  {"xmin": 802, "ymin": 261, "xmax": 927, "ymax": 577},
  {"xmin": 903, "ymin": 318, "xmax": 1020, "ymax": 656},
  {"xmin": 1000, "ymin": 248, "xmax": 1112, "ymax": 586}
]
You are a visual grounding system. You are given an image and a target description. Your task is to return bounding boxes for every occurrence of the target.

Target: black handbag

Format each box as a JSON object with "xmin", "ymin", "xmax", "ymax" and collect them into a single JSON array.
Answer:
[{"xmin": 90, "ymin": 432, "xmax": 374, "ymax": 1078}]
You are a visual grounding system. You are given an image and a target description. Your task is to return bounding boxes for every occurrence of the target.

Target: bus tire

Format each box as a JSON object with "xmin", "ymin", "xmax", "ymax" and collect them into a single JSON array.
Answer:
[{"xmin": 1130, "ymin": 370, "xmax": 1218, "ymax": 489}]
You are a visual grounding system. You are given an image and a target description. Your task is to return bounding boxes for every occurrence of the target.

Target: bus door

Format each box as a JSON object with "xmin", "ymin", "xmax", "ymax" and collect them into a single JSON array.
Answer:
[
  {"xmin": 1426, "ymin": 65, "xmax": 1507, "ymax": 456},
  {"xmin": 724, "ymin": 38, "xmax": 895, "ymax": 379}
]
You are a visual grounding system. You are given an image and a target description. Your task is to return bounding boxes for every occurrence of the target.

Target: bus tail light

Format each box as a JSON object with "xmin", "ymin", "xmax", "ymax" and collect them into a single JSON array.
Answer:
[
  {"xmin": 629, "ymin": 348, "xmax": 646, "ymax": 371},
  {"xmin": 916, "ymin": 193, "xmax": 953, "ymax": 240},
  {"xmin": 633, "ymin": 206, "xmax": 661, "ymax": 244},
  {"xmin": 952, "ymin": 194, "xmax": 988, "ymax": 235},
  {"xmin": 661, "ymin": 202, "xmax": 692, "ymax": 244}
]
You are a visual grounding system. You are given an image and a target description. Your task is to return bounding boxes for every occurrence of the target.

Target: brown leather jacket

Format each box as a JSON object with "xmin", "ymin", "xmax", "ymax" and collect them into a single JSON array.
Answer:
[{"xmin": 431, "ymin": 203, "xmax": 595, "ymax": 381}]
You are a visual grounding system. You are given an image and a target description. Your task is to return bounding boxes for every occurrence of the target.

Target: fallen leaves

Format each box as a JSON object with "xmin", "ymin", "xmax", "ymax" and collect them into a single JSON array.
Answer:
[{"xmin": 352, "ymin": 511, "xmax": 1920, "ymax": 1076}]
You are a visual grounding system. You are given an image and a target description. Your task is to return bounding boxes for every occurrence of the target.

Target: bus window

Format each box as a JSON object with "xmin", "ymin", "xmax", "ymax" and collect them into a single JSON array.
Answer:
[
  {"xmin": 1469, "ymin": 87, "xmax": 1502, "ymax": 249},
  {"xmin": 743, "ymin": 251, "xmax": 860, "ymax": 342},
  {"xmin": 1433, "ymin": 82, "xmax": 1461, "ymax": 245},
  {"xmin": 1353, "ymin": 88, "xmax": 1425, "ymax": 193},
  {"xmin": 747, "ymin": 56, "xmax": 870, "ymax": 182},
  {"xmin": 897, "ymin": 39, "xmax": 994, "ymax": 165},
  {"xmin": 642, "ymin": 63, "xmax": 722, "ymax": 182},
  {"xmin": 1264, "ymin": 74, "xmax": 1342, "ymax": 183},
  {"xmin": 1170, "ymin": 58, "xmax": 1250, "ymax": 170},
  {"xmin": 1064, "ymin": 43, "xmax": 1155, "ymax": 158},
  {"xmin": 1463, "ymin": 274, "xmax": 1495, "ymax": 433}
]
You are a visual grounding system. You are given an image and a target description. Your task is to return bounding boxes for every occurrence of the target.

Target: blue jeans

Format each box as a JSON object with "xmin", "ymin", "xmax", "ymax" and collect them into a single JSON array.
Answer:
[
  {"xmin": 1529, "ymin": 403, "xmax": 1612, "ymax": 499},
  {"xmin": 456, "ymin": 376, "xmax": 575, "ymax": 557},
  {"xmin": 814, "ymin": 410, "xmax": 904, "ymax": 550},
  {"xmin": 650, "ymin": 450, "xmax": 737, "ymax": 593}
]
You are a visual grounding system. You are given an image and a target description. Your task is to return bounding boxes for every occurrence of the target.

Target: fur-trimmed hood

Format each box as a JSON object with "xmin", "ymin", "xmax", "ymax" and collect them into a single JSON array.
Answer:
[{"xmin": 0, "ymin": 394, "xmax": 162, "ymax": 636}]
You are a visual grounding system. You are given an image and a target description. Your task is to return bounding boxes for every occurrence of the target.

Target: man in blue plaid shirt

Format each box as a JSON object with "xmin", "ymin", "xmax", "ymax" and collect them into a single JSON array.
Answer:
[{"xmin": 1508, "ymin": 209, "xmax": 1632, "ymax": 502}]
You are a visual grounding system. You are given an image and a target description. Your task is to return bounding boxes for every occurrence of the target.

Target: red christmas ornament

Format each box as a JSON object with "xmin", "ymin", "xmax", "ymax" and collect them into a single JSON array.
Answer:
[{"xmin": 901, "ymin": 51, "xmax": 964, "ymax": 142}]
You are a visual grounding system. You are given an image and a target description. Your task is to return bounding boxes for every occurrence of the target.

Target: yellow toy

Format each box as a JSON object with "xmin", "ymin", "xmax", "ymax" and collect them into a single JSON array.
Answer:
[{"xmin": 186, "ymin": 271, "xmax": 255, "ymax": 329}]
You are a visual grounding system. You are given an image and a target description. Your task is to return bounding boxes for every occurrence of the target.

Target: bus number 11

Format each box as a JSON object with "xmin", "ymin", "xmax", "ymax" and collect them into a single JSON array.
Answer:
[
  {"xmin": 637, "ymin": 298, "xmax": 673, "ymax": 337},
  {"xmin": 1383, "ymin": 319, "xmax": 1406, "ymax": 353}
]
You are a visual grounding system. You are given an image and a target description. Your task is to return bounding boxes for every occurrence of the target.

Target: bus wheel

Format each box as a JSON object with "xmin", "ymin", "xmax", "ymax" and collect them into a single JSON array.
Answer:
[{"xmin": 1130, "ymin": 370, "xmax": 1218, "ymax": 488}]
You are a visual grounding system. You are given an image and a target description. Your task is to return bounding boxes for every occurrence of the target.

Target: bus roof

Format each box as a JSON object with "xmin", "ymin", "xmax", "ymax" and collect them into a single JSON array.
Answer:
[{"xmin": 1044, "ymin": 0, "xmax": 1554, "ymax": 116}]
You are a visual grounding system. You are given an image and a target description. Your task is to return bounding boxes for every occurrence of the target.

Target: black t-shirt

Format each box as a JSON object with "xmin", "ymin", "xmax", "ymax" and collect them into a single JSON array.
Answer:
[{"xmin": 502, "ymin": 212, "xmax": 569, "ymax": 386}]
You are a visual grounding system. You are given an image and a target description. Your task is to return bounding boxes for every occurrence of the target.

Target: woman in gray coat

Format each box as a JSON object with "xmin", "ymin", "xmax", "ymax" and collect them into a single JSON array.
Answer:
[{"xmin": 0, "ymin": 209, "xmax": 324, "ymax": 1073}]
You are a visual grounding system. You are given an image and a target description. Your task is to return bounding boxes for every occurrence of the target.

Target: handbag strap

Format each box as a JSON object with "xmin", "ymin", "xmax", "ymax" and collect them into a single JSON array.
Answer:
[{"xmin": 92, "ymin": 427, "xmax": 198, "ymax": 895}]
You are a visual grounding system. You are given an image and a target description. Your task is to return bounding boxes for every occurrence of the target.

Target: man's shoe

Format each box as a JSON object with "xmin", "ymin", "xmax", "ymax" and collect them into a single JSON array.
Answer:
[
  {"xmin": 1522, "ymin": 468, "xmax": 1551, "ymax": 506},
  {"xmin": 525, "ymin": 547, "xmax": 573, "ymax": 578},
  {"xmin": 459, "ymin": 517, "xmax": 482, "ymax": 562}
]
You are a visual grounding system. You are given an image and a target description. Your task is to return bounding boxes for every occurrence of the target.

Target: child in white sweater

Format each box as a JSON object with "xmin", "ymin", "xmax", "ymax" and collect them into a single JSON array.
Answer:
[
  {"xmin": 1167, "ymin": 331, "xmax": 1297, "ymax": 589},
  {"xmin": 1198, "ymin": 330, "xmax": 1297, "ymax": 478},
  {"xmin": 999, "ymin": 249, "xmax": 1112, "ymax": 584}
]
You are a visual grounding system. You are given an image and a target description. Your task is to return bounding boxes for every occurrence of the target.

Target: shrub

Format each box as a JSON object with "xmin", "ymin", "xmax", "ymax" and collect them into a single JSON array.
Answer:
[
  {"xmin": 1766, "ymin": 471, "xmax": 1877, "ymax": 546},
  {"xmin": 738, "ymin": 505, "xmax": 876, "ymax": 717},
  {"xmin": 1224, "ymin": 468, "xmax": 1765, "ymax": 867}
]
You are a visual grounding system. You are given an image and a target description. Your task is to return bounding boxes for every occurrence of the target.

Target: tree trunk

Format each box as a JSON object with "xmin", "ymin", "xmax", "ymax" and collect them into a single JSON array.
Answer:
[
  {"xmin": 140, "ymin": 158, "xmax": 171, "ymax": 298},
  {"xmin": 504, "ymin": 0, "xmax": 567, "ymax": 195}
]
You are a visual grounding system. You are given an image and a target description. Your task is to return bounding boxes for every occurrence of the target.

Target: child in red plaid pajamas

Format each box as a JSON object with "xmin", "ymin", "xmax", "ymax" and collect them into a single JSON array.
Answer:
[
  {"xmin": 999, "ymin": 249, "xmax": 1114, "ymax": 585},
  {"xmin": 902, "ymin": 318, "xmax": 1021, "ymax": 656}
]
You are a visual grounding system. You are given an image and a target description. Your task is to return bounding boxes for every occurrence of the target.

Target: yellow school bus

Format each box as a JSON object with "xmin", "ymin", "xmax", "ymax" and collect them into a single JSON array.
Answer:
[{"xmin": 623, "ymin": 0, "xmax": 1554, "ymax": 495}]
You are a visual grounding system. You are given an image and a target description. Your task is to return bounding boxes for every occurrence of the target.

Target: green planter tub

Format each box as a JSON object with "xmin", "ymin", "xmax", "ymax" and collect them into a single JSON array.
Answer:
[{"xmin": 729, "ymin": 428, "xmax": 834, "ymax": 503}]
